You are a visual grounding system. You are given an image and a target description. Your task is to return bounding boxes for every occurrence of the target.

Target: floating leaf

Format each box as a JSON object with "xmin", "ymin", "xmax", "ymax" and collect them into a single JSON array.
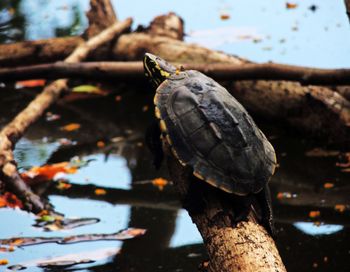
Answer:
[
  {"xmin": 97, "ymin": 141, "xmax": 105, "ymax": 148},
  {"xmin": 60, "ymin": 123, "xmax": 81, "ymax": 132},
  {"xmin": 334, "ymin": 204, "xmax": 346, "ymax": 213},
  {"xmin": 72, "ymin": 85, "xmax": 107, "ymax": 95},
  {"xmin": 152, "ymin": 178, "xmax": 168, "ymax": 191},
  {"xmin": 286, "ymin": 2, "xmax": 298, "ymax": 9},
  {"xmin": 309, "ymin": 210, "xmax": 320, "ymax": 218},
  {"xmin": 95, "ymin": 188, "xmax": 107, "ymax": 195},
  {"xmin": 16, "ymin": 79, "xmax": 46, "ymax": 88},
  {"xmin": 220, "ymin": 13, "xmax": 230, "ymax": 20},
  {"xmin": 21, "ymin": 162, "xmax": 78, "ymax": 185},
  {"xmin": 323, "ymin": 183, "xmax": 334, "ymax": 189},
  {"xmin": 0, "ymin": 192, "xmax": 23, "ymax": 209},
  {"xmin": 0, "ymin": 259, "xmax": 9, "ymax": 265}
]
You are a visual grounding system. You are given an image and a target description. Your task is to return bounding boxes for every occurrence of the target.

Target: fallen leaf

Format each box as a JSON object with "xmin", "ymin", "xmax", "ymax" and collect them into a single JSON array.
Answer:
[
  {"xmin": 21, "ymin": 162, "xmax": 78, "ymax": 185},
  {"xmin": 142, "ymin": 105, "xmax": 149, "ymax": 112},
  {"xmin": 220, "ymin": 13, "xmax": 230, "ymax": 20},
  {"xmin": 341, "ymin": 168, "xmax": 350, "ymax": 172},
  {"xmin": 60, "ymin": 123, "xmax": 81, "ymax": 132},
  {"xmin": 152, "ymin": 178, "xmax": 168, "ymax": 191},
  {"xmin": 72, "ymin": 85, "xmax": 107, "ymax": 95},
  {"xmin": 115, "ymin": 95, "xmax": 122, "ymax": 102},
  {"xmin": 323, "ymin": 183, "xmax": 334, "ymax": 189},
  {"xmin": 0, "ymin": 192, "xmax": 23, "ymax": 209},
  {"xmin": 0, "ymin": 259, "xmax": 9, "ymax": 265},
  {"xmin": 286, "ymin": 2, "xmax": 298, "ymax": 9},
  {"xmin": 309, "ymin": 210, "xmax": 320, "ymax": 218},
  {"xmin": 334, "ymin": 204, "xmax": 346, "ymax": 213},
  {"xmin": 97, "ymin": 141, "xmax": 105, "ymax": 148},
  {"xmin": 323, "ymin": 256, "xmax": 328, "ymax": 262},
  {"xmin": 95, "ymin": 189, "xmax": 107, "ymax": 195},
  {"xmin": 16, "ymin": 79, "xmax": 45, "ymax": 88}
]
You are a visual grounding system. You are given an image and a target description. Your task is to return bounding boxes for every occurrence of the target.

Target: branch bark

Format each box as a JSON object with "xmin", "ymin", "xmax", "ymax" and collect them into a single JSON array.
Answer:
[
  {"xmin": 167, "ymin": 156, "xmax": 286, "ymax": 272},
  {"xmin": 1, "ymin": 61, "xmax": 350, "ymax": 85},
  {"xmin": 0, "ymin": 18, "xmax": 132, "ymax": 213}
]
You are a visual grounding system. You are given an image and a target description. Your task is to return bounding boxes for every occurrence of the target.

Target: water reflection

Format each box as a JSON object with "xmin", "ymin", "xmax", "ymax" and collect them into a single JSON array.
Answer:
[{"xmin": 293, "ymin": 222, "xmax": 344, "ymax": 236}]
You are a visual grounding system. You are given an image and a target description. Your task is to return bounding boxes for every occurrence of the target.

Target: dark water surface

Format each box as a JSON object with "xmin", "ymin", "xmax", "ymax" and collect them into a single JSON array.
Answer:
[{"xmin": 0, "ymin": 1, "xmax": 350, "ymax": 271}]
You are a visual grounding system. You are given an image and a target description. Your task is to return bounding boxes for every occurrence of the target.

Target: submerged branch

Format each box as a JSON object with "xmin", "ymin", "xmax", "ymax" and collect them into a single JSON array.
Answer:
[
  {"xmin": 0, "ymin": 18, "xmax": 133, "ymax": 213},
  {"xmin": 1, "ymin": 61, "xmax": 350, "ymax": 85}
]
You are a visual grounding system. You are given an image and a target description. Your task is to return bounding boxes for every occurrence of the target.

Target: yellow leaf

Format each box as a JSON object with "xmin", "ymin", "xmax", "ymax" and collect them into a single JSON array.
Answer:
[
  {"xmin": 60, "ymin": 123, "xmax": 81, "ymax": 132},
  {"xmin": 72, "ymin": 85, "xmax": 107, "ymax": 95},
  {"xmin": 95, "ymin": 189, "xmax": 107, "ymax": 195}
]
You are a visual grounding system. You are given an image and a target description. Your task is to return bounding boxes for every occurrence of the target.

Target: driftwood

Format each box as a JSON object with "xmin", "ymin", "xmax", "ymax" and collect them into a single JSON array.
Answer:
[
  {"xmin": 1, "ymin": 61, "xmax": 350, "ymax": 85},
  {"xmin": 0, "ymin": 18, "xmax": 132, "ymax": 213},
  {"xmin": 0, "ymin": 17, "xmax": 349, "ymax": 146}
]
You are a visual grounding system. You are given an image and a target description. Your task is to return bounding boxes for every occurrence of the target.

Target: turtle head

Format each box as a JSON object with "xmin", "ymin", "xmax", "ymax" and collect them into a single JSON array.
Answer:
[{"xmin": 144, "ymin": 53, "xmax": 177, "ymax": 87}]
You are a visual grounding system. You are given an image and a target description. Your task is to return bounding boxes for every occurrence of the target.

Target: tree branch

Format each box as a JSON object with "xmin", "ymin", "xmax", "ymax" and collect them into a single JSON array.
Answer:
[
  {"xmin": 0, "ymin": 18, "xmax": 133, "ymax": 213},
  {"xmin": 345, "ymin": 0, "xmax": 350, "ymax": 23},
  {"xmin": 1, "ymin": 61, "xmax": 350, "ymax": 85}
]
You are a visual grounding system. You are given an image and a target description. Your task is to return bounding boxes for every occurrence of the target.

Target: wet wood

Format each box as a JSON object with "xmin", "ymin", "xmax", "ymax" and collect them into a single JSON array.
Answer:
[
  {"xmin": 167, "ymin": 156, "xmax": 286, "ymax": 272},
  {"xmin": 2, "ymin": 61, "xmax": 350, "ymax": 85},
  {"xmin": 0, "ymin": 18, "xmax": 133, "ymax": 213}
]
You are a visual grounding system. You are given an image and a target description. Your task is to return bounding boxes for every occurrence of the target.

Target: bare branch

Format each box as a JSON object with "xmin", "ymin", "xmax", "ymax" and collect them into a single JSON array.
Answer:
[{"xmin": 1, "ymin": 61, "xmax": 350, "ymax": 85}]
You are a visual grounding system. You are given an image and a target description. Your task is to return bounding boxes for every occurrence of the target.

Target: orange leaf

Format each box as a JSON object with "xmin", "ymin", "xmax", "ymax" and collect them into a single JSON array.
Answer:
[
  {"xmin": 95, "ymin": 188, "xmax": 107, "ymax": 195},
  {"xmin": 309, "ymin": 210, "xmax": 320, "ymax": 218},
  {"xmin": 60, "ymin": 123, "xmax": 81, "ymax": 132},
  {"xmin": 0, "ymin": 259, "xmax": 9, "ymax": 265},
  {"xmin": 334, "ymin": 204, "xmax": 346, "ymax": 213},
  {"xmin": 97, "ymin": 141, "xmax": 105, "ymax": 148},
  {"xmin": 323, "ymin": 183, "xmax": 334, "ymax": 189},
  {"xmin": 21, "ymin": 162, "xmax": 77, "ymax": 185},
  {"xmin": 286, "ymin": 2, "xmax": 298, "ymax": 9},
  {"xmin": 16, "ymin": 79, "xmax": 46, "ymax": 88},
  {"xmin": 152, "ymin": 178, "xmax": 168, "ymax": 191},
  {"xmin": 220, "ymin": 13, "xmax": 230, "ymax": 20},
  {"xmin": 0, "ymin": 192, "xmax": 23, "ymax": 209}
]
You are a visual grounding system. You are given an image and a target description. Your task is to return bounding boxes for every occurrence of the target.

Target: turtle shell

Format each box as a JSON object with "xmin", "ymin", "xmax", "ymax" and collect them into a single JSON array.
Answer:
[{"xmin": 154, "ymin": 70, "xmax": 276, "ymax": 195}]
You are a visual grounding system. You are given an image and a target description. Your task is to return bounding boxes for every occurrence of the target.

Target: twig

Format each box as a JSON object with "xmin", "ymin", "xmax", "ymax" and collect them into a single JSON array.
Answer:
[
  {"xmin": 0, "ymin": 18, "xmax": 133, "ymax": 213},
  {"xmin": 345, "ymin": 0, "xmax": 350, "ymax": 23},
  {"xmin": 1, "ymin": 61, "xmax": 350, "ymax": 85}
]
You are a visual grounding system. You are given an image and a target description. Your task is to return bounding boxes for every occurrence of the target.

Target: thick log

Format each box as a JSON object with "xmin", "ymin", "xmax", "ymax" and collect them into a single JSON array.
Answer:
[
  {"xmin": 167, "ymin": 156, "xmax": 286, "ymax": 272},
  {"xmin": 0, "ymin": 18, "xmax": 133, "ymax": 213}
]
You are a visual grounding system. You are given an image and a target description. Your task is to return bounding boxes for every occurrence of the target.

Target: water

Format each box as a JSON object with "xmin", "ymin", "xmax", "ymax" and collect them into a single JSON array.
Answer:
[{"xmin": 0, "ymin": 1, "xmax": 350, "ymax": 271}]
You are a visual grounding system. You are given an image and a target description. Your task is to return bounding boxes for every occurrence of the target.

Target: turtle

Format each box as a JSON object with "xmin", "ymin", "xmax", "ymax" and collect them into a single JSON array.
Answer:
[{"xmin": 143, "ymin": 53, "xmax": 277, "ymax": 234}]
